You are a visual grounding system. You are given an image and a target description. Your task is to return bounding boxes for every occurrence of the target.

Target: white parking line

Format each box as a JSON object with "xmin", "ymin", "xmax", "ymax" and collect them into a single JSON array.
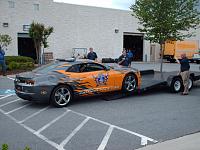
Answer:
[
  {"xmin": 5, "ymin": 103, "xmax": 31, "ymax": 114},
  {"xmin": 97, "ymin": 126, "xmax": 114, "ymax": 150},
  {"xmin": 67, "ymin": 109, "xmax": 158, "ymax": 144},
  {"xmin": 18, "ymin": 106, "xmax": 50, "ymax": 124},
  {"xmin": 60, "ymin": 117, "xmax": 90, "ymax": 149},
  {"xmin": 0, "ymin": 99, "xmax": 20, "ymax": 107},
  {"xmin": 0, "ymin": 94, "xmax": 14, "ymax": 100},
  {"xmin": 0, "ymin": 108, "xmax": 62, "ymax": 150},
  {"xmin": 7, "ymin": 77, "xmax": 15, "ymax": 80},
  {"xmin": 35, "ymin": 109, "xmax": 70, "ymax": 134}
]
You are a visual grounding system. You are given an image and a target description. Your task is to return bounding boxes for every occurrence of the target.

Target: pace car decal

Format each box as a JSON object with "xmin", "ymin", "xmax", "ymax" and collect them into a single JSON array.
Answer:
[{"xmin": 93, "ymin": 73, "xmax": 109, "ymax": 86}]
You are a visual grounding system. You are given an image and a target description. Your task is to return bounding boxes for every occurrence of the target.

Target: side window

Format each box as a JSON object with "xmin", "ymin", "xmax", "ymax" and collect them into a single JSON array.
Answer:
[
  {"xmin": 67, "ymin": 64, "xmax": 80, "ymax": 72},
  {"xmin": 84, "ymin": 63, "xmax": 105, "ymax": 72}
]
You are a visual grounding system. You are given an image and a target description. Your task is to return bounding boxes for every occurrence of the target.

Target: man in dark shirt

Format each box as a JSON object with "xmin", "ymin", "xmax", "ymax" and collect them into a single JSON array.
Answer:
[
  {"xmin": 87, "ymin": 47, "xmax": 97, "ymax": 61},
  {"xmin": 175, "ymin": 53, "xmax": 190, "ymax": 95},
  {"xmin": 118, "ymin": 50, "xmax": 129, "ymax": 67}
]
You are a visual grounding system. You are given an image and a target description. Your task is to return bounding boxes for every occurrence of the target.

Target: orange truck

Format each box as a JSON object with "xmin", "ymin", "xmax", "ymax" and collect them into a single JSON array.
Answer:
[{"xmin": 163, "ymin": 40, "xmax": 199, "ymax": 63}]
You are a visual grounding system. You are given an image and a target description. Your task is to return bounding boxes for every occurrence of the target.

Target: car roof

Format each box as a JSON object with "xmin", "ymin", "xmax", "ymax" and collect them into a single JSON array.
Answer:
[{"xmin": 56, "ymin": 59, "xmax": 99, "ymax": 65}]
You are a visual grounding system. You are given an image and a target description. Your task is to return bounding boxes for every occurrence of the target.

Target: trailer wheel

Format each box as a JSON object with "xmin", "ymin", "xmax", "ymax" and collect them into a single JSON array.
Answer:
[{"xmin": 170, "ymin": 77, "xmax": 183, "ymax": 93}]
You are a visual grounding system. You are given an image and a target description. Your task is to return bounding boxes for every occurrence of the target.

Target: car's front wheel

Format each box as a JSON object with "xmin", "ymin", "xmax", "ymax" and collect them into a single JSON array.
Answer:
[
  {"xmin": 51, "ymin": 85, "xmax": 73, "ymax": 107},
  {"xmin": 122, "ymin": 74, "xmax": 137, "ymax": 93}
]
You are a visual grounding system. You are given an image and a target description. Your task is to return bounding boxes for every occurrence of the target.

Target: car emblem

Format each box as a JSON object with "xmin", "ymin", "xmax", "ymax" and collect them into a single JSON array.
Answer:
[{"xmin": 93, "ymin": 73, "xmax": 109, "ymax": 86}]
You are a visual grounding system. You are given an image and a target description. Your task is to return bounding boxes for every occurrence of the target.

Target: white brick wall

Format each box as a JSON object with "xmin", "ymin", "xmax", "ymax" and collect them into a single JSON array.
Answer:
[{"xmin": 1, "ymin": 0, "xmax": 199, "ymax": 61}]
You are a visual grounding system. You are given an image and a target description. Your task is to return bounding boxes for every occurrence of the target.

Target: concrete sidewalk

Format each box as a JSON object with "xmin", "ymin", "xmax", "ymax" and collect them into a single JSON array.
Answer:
[{"xmin": 137, "ymin": 132, "xmax": 200, "ymax": 150}]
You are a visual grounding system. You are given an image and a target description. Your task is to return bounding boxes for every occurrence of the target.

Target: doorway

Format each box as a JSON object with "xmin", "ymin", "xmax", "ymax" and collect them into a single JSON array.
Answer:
[
  {"xmin": 123, "ymin": 33, "xmax": 144, "ymax": 61},
  {"xmin": 18, "ymin": 33, "xmax": 36, "ymax": 60}
]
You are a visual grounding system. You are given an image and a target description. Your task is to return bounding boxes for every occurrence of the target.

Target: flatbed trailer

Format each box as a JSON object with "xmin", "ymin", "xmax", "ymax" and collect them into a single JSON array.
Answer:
[
  {"xmin": 139, "ymin": 70, "xmax": 200, "ymax": 93},
  {"xmin": 103, "ymin": 70, "xmax": 200, "ymax": 100}
]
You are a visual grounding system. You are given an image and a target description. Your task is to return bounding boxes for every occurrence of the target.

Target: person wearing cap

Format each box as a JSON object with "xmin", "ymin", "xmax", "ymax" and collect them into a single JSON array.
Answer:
[{"xmin": 175, "ymin": 53, "xmax": 190, "ymax": 95}]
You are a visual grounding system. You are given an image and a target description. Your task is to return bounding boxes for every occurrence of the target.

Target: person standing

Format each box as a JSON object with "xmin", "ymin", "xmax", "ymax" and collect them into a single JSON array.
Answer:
[
  {"xmin": 87, "ymin": 47, "xmax": 98, "ymax": 61},
  {"xmin": 127, "ymin": 49, "xmax": 133, "ymax": 67},
  {"xmin": 118, "ymin": 50, "xmax": 129, "ymax": 67},
  {"xmin": 175, "ymin": 53, "xmax": 190, "ymax": 95},
  {"xmin": 0, "ymin": 46, "xmax": 6, "ymax": 76}
]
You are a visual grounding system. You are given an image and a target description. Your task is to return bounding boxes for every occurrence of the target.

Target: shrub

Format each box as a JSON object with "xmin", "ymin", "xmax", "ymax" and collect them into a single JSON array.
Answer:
[
  {"xmin": 8, "ymin": 62, "xmax": 34, "ymax": 70},
  {"xmin": 8, "ymin": 61, "xmax": 19, "ymax": 70},
  {"xmin": 5, "ymin": 56, "xmax": 34, "ymax": 64},
  {"xmin": 5, "ymin": 56, "xmax": 35, "ymax": 71},
  {"xmin": 2, "ymin": 144, "xmax": 8, "ymax": 150}
]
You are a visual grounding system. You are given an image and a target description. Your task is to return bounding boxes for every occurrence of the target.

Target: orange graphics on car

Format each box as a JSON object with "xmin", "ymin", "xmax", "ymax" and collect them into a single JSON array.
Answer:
[{"xmin": 15, "ymin": 59, "xmax": 141, "ymax": 107}]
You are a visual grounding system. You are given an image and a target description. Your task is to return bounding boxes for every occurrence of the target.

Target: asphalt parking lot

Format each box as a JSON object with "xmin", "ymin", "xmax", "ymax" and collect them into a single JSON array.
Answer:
[{"xmin": 0, "ymin": 62, "xmax": 200, "ymax": 150}]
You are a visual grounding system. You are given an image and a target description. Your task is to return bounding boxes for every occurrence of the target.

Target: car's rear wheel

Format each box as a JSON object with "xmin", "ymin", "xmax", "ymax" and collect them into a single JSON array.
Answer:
[
  {"xmin": 51, "ymin": 85, "xmax": 73, "ymax": 107},
  {"xmin": 122, "ymin": 74, "xmax": 137, "ymax": 93},
  {"xmin": 170, "ymin": 77, "xmax": 183, "ymax": 93}
]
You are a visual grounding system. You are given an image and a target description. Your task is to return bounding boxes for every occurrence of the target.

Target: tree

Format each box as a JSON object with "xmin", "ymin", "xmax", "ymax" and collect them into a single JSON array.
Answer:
[
  {"xmin": 131, "ymin": 0, "xmax": 200, "ymax": 72},
  {"xmin": 0, "ymin": 34, "xmax": 12, "ymax": 49},
  {"xmin": 29, "ymin": 22, "xmax": 53, "ymax": 64}
]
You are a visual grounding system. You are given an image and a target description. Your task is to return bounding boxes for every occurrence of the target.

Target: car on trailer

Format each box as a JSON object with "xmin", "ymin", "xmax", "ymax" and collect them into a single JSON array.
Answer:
[{"xmin": 14, "ymin": 58, "xmax": 200, "ymax": 107}]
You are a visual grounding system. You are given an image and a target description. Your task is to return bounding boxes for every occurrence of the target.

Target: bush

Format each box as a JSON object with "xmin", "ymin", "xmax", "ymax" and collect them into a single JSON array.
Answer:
[
  {"xmin": 5, "ymin": 56, "xmax": 35, "ymax": 71},
  {"xmin": 5, "ymin": 56, "xmax": 34, "ymax": 64}
]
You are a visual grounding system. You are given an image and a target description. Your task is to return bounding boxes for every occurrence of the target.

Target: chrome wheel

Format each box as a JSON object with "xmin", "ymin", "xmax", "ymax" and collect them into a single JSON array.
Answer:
[
  {"xmin": 123, "ymin": 74, "xmax": 137, "ymax": 92},
  {"xmin": 52, "ymin": 85, "xmax": 72, "ymax": 107}
]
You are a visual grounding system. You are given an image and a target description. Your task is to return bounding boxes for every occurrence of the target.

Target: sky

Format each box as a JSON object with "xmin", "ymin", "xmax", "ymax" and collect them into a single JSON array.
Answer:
[{"xmin": 53, "ymin": 0, "xmax": 135, "ymax": 10}]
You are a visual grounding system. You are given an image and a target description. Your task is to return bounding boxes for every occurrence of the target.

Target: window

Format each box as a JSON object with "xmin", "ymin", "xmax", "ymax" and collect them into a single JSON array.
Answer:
[
  {"xmin": 67, "ymin": 64, "xmax": 81, "ymax": 73},
  {"xmin": 81, "ymin": 63, "xmax": 105, "ymax": 72},
  {"xmin": 8, "ymin": 1, "xmax": 15, "ymax": 8},
  {"xmin": 34, "ymin": 4, "xmax": 39, "ymax": 11}
]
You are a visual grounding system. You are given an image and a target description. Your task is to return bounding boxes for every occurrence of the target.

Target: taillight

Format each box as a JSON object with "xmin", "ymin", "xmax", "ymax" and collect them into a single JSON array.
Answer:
[{"xmin": 25, "ymin": 80, "xmax": 35, "ymax": 85}]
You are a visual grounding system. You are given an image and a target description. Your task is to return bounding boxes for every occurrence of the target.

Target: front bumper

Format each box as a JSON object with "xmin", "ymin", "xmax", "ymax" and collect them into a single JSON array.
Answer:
[{"xmin": 15, "ymin": 83, "xmax": 54, "ymax": 103}]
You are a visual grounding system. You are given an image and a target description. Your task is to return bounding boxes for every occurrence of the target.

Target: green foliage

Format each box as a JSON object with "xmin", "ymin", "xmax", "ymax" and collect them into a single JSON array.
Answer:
[
  {"xmin": 1, "ymin": 144, "xmax": 8, "ymax": 150},
  {"xmin": 1, "ymin": 144, "xmax": 31, "ymax": 150},
  {"xmin": 131, "ymin": 0, "xmax": 200, "ymax": 44},
  {"xmin": 5, "ymin": 56, "xmax": 34, "ymax": 64},
  {"xmin": 0, "ymin": 34, "xmax": 12, "ymax": 49},
  {"xmin": 8, "ymin": 62, "xmax": 34, "ymax": 70},
  {"xmin": 29, "ymin": 22, "xmax": 54, "ymax": 64},
  {"xmin": 5, "ymin": 56, "xmax": 34, "ymax": 70},
  {"xmin": 24, "ymin": 146, "xmax": 31, "ymax": 150}
]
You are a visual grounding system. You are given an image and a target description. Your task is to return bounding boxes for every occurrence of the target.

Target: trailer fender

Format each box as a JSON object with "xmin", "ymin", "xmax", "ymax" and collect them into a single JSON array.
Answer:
[{"xmin": 166, "ymin": 75, "xmax": 178, "ymax": 87}]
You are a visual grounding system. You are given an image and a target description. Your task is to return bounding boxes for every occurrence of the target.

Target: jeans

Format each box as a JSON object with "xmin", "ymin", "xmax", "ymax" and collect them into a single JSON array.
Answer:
[{"xmin": 0, "ymin": 60, "xmax": 6, "ymax": 75}]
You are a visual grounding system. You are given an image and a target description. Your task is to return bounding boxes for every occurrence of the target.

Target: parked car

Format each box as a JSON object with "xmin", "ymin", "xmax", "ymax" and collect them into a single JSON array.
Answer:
[
  {"xmin": 14, "ymin": 59, "xmax": 141, "ymax": 107},
  {"xmin": 192, "ymin": 53, "xmax": 200, "ymax": 64}
]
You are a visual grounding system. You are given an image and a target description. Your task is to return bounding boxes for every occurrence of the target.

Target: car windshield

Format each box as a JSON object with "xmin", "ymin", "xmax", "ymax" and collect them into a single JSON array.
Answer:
[{"xmin": 32, "ymin": 62, "xmax": 70, "ymax": 73}]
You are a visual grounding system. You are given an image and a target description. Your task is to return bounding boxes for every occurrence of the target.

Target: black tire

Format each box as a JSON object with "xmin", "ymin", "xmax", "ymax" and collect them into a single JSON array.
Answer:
[
  {"xmin": 170, "ymin": 77, "xmax": 183, "ymax": 93},
  {"xmin": 51, "ymin": 85, "xmax": 73, "ymax": 107},
  {"xmin": 196, "ymin": 60, "xmax": 200, "ymax": 64},
  {"xmin": 188, "ymin": 77, "xmax": 193, "ymax": 91},
  {"xmin": 122, "ymin": 74, "xmax": 137, "ymax": 93}
]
